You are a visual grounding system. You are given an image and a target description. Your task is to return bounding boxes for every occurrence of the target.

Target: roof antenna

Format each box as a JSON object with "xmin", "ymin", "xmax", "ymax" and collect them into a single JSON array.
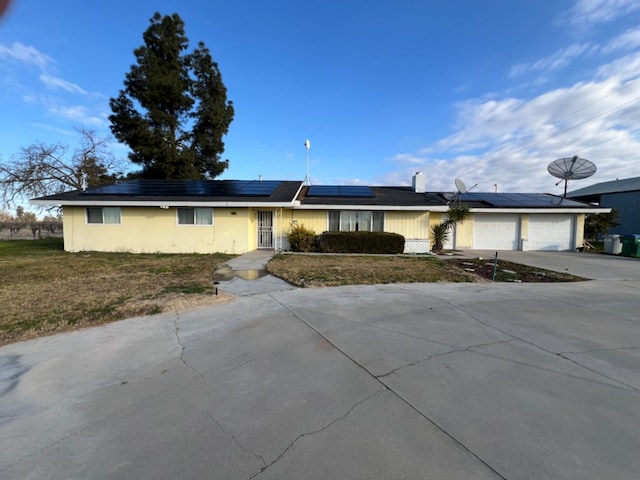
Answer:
[{"xmin": 304, "ymin": 139, "xmax": 311, "ymax": 186}]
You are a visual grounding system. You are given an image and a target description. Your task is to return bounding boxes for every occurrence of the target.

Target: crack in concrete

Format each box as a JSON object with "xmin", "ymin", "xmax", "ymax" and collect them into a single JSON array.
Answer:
[
  {"xmin": 506, "ymin": 284, "xmax": 640, "ymax": 319},
  {"xmin": 415, "ymin": 290, "xmax": 640, "ymax": 393},
  {"xmin": 554, "ymin": 353, "xmax": 640, "ymax": 392},
  {"xmin": 320, "ymin": 310, "xmax": 459, "ymax": 350},
  {"xmin": 248, "ymin": 389, "xmax": 382, "ymax": 479},
  {"xmin": 172, "ymin": 314, "xmax": 267, "ymax": 468},
  {"xmin": 268, "ymin": 293, "xmax": 510, "ymax": 480},
  {"xmin": 559, "ymin": 346, "xmax": 640, "ymax": 355},
  {"xmin": 376, "ymin": 340, "xmax": 514, "ymax": 379}
]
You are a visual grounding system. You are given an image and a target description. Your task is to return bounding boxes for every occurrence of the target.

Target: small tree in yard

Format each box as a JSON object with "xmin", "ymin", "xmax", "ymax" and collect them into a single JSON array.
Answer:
[
  {"xmin": 288, "ymin": 223, "xmax": 316, "ymax": 252},
  {"xmin": 0, "ymin": 128, "xmax": 121, "ymax": 207},
  {"xmin": 584, "ymin": 209, "xmax": 620, "ymax": 240}
]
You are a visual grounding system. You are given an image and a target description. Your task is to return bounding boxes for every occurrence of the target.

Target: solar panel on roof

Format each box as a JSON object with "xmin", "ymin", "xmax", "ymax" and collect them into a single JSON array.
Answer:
[
  {"xmin": 307, "ymin": 185, "xmax": 374, "ymax": 198},
  {"xmin": 460, "ymin": 192, "xmax": 588, "ymax": 208},
  {"xmin": 82, "ymin": 180, "xmax": 282, "ymax": 197},
  {"xmin": 489, "ymin": 194, "xmax": 527, "ymax": 207},
  {"xmin": 238, "ymin": 180, "xmax": 281, "ymax": 195}
]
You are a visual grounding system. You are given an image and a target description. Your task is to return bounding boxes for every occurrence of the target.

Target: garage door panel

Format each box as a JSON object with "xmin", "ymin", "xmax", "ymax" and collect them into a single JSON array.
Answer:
[
  {"xmin": 473, "ymin": 214, "xmax": 520, "ymax": 250},
  {"xmin": 528, "ymin": 215, "xmax": 574, "ymax": 251}
]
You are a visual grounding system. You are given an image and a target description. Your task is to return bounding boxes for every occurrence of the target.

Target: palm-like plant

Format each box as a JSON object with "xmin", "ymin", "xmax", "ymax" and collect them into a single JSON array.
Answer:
[
  {"xmin": 430, "ymin": 203, "xmax": 472, "ymax": 254},
  {"xmin": 447, "ymin": 204, "xmax": 471, "ymax": 224},
  {"xmin": 430, "ymin": 222, "xmax": 450, "ymax": 254}
]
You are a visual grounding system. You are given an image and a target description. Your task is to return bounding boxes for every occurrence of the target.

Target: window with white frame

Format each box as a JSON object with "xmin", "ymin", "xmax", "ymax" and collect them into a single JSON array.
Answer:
[
  {"xmin": 177, "ymin": 207, "xmax": 213, "ymax": 225},
  {"xmin": 328, "ymin": 211, "xmax": 384, "ymax": 232},
  {"xmin": 86, "ymin": 207, "xmax": 121, "ymax": 224}
]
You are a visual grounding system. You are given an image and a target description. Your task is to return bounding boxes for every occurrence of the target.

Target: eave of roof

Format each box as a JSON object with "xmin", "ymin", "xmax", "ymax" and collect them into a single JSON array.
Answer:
[
  {"xmin": 298, "ymin": 186, "xmax": 450, "ymax": 207},
  {"xmin": 568, "ymin": 176, "xmax": 640, "ymax": 198},
  {"xmin": 31, "ymin": 180, "xmax": 304, "ymax": 207},
  {"xmin": 29, "ymin": 180, "xmax": 607, "ymax": 213}
]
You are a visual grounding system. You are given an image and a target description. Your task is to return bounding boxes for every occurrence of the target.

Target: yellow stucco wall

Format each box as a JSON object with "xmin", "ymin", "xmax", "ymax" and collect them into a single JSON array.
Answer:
[
  {"xmin": 63, "ymin": 206, "xmax": 252, "ymax": 254},
  {"xmin": 576, "ymin": 213, "xmax": 585, "ymax": 246},
  {"xmin": 520, "ymin": 214, "xmax": 529, "ymax": 240},
  {"xmin": 384, "ymin": 211, "xmax": 430, "ymax": 238},
  {"xmin": 61, "ymin": 206, "xmax": 589, "ymax": 254},
  {"xmin": 285, "ymin": 210, "xmax": 431, "ymax": 239},
  {"xmin": 287, "ymin": 210, "xmax": 329, "ymax": 235},
  {"xmin": 455, "ymin": 217, "xmax": 474, "ymax": 249},
  {"xmin": 428, "ymin": 212, "xmax": 474, "ymax": 249}
]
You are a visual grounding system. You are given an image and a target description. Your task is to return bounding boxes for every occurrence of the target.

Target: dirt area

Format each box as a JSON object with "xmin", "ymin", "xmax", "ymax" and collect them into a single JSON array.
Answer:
[
  {"xmin": 130, "ymin": 291, "xmax": 234, "ymax": 312},
  {"xmin": 444, "ymin": 257, "xmax": 587, "ymax": 282}
]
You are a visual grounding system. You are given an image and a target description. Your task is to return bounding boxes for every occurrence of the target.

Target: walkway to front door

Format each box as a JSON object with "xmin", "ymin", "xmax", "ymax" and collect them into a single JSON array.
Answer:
[{"xmin": 257, "ymin": 211, "xmax": 273, "ymax": 249}]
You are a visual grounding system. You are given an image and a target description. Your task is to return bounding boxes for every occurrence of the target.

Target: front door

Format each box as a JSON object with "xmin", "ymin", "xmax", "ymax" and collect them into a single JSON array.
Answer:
[{"xmin": 257, "ymin": 211, "xmax": 274, "ymax": 249}]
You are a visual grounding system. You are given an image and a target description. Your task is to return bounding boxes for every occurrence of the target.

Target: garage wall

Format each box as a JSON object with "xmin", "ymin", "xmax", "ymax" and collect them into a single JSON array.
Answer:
[
  {"xmin": 470, "ymin": 212, "xmax": 581, "ymax": 251},
  {"xmin": 473, "ymin": 214, "xmax": 521, "ymax": 250},
  {"xmin": 455, "ymin": 218, "xmax": 474, "ymax": 249},
  {"xmin": 527, "ymin": 214, "xmax": 575, "ymax": 251}
]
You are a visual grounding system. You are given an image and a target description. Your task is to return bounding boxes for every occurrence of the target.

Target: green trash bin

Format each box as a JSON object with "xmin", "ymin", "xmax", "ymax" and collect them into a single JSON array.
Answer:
[{"xmin": 620, "ymin": 234, "xmax": 640, "ymax": 258}]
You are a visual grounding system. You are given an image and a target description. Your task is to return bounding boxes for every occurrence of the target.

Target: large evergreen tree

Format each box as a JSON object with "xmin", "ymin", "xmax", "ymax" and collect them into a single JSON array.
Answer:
[{"xmin": 109, "ymin": 13, "xmax": 234, "ymax": 179}]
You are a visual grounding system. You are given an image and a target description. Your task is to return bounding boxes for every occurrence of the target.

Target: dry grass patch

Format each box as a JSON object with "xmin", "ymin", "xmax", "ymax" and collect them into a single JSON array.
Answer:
[
  {"xmin": 267, "ymin": 253, "xmax": 474, "ymax": 287},
  {"xmin": 0, "ymin": 239, "xmax": 233, "ymax": 345}
]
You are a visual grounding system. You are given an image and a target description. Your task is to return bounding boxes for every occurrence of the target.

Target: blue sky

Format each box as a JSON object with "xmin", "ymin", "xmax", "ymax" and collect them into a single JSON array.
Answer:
[{"xmin": 1, "ymin": 0, "xmax": 640, "ymax": 199}]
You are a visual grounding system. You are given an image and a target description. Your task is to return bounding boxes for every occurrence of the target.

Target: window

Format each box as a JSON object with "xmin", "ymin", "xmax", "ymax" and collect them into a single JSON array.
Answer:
[
  {"xmin": 177, "ymin": 208, "xmax": 213, "ymax": 225},
  {"xmin": 86, "ymin": 207, "xmax": 121, "ymax": 224},
  {"xmin": 328, "ymin": 211, "xmax": 384, "ymax": 232}
]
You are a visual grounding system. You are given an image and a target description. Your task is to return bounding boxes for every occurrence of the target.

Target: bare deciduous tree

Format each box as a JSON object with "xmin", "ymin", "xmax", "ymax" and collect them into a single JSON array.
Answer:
[{"xmin": 0, "ymin": 127, "xmax": 122, "ymax": 207}]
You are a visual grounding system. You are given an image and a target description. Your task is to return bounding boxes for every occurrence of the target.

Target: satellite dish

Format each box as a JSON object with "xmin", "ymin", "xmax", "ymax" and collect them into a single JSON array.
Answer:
[
  {"xmin": 454, "ymin": 178, "xmax": 467, "ymax": 193},
  {"xmin": 547, "ymin": 155, "xmax": 596, "ymax": 197}
]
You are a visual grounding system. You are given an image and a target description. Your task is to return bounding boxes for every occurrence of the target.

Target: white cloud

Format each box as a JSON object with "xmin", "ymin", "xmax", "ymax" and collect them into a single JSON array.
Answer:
[
  {"xmin": 31, "ymin": 123, "xmax": 75, "ymax": 136},
  {"xmin": 509, "ymin": 43, "xmax": 595, "ymax": 78},
  {"xmin": 388, "ymin": 153, "xmax": 426, "ymax": 166},
  {"xmin": 602, "ymin": 27, "xmax": 640, "ymax": 54},
  {"xmin": 509, "ymin": 25, "xmax": 640, "ymax": 81},
  {"xmin": 384, "ymin": 53, "xmax": 640, "ymax": 193},
  {"xmin": 596, "ymin": 51, "xmax": 640, "ymax": 81},
  {"xmin": 558, "ymin": 0, "xmax": 640, "ymax": 27},
  {"xmin": 48, "ymin": 105, "xmax": 104, "ymax": 126},
  {"xmin": 0, "ymin": 42, "xmax": 52, "ymax": 70},
  {"xmin": 0, "ymin": 41, "xmax": 107, "ymax": 133},
  {"xmin": 39, "ymin": 73, "xmax": 87, "ymax": 95},
  {"xmin": 333, "ymin": 177, "xmax": 369, "ymax": 186}
]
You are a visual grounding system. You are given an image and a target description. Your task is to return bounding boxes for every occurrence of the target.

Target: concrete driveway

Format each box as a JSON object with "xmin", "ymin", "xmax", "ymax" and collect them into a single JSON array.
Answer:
[
  {"xmin": 468, "ymin": 249, "xmax": 640, "ymax": 281},
  {"xmin": 1, "ymin": 254, "xmax": 639, "ymax": 479}
]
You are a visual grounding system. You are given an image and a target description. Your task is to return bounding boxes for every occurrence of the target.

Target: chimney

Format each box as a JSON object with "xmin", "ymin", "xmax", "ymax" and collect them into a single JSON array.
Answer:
[{"xmin": 412, "ymin": 172, "xmax": 426, "ymax": 193}]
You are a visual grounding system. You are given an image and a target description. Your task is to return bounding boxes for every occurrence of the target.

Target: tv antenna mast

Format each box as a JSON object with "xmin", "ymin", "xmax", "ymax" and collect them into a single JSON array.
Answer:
[
  {"xmin": 547, "ymin": 155, "xmax": 596, "ymax": 197},
  {"xmin": 304, "ymin": 139, "xmax": 311, "ymax": 186}
]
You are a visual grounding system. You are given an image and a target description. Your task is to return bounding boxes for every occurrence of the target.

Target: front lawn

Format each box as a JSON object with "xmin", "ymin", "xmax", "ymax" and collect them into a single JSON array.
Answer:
[
  {"xmin": 267, "ymin": 254, "xmax": 475, "ymax": 287},
  {"xmin": 0, "ymin": 239, "xmax": 233, "ymax": 345},
  {"xmin": 266, "ymin": 253, "xmax": 587, "ymax": 287}
]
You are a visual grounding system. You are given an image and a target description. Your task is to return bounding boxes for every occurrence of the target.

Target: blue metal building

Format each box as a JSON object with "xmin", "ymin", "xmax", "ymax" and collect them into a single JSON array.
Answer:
[{"xmin": 568, "ymin": 177, "xmax": 640, "ymax": 234}]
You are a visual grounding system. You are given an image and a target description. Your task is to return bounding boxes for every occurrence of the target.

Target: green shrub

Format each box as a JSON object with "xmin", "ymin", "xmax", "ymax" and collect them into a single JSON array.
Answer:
[
  {"xmin": 430, "ymin": 222, "xmax": 451, "ymax": 254},
  {"xmin": 288, "ymin": 223, "xmax": 317, "ymax": 252},
  {"xmin": 318, "ymin": 231, "xmax": 404, "ymax": 254}
]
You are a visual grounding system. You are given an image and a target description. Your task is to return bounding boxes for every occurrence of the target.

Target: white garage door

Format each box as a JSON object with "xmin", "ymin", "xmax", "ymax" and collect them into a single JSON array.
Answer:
[
  {"xmin": 473, "ymin": 214, "xmax": 520, "ymax": 250},
  {"xmin": 527, "ymin": 214, "xmax": 574, "ymax": 251}
]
